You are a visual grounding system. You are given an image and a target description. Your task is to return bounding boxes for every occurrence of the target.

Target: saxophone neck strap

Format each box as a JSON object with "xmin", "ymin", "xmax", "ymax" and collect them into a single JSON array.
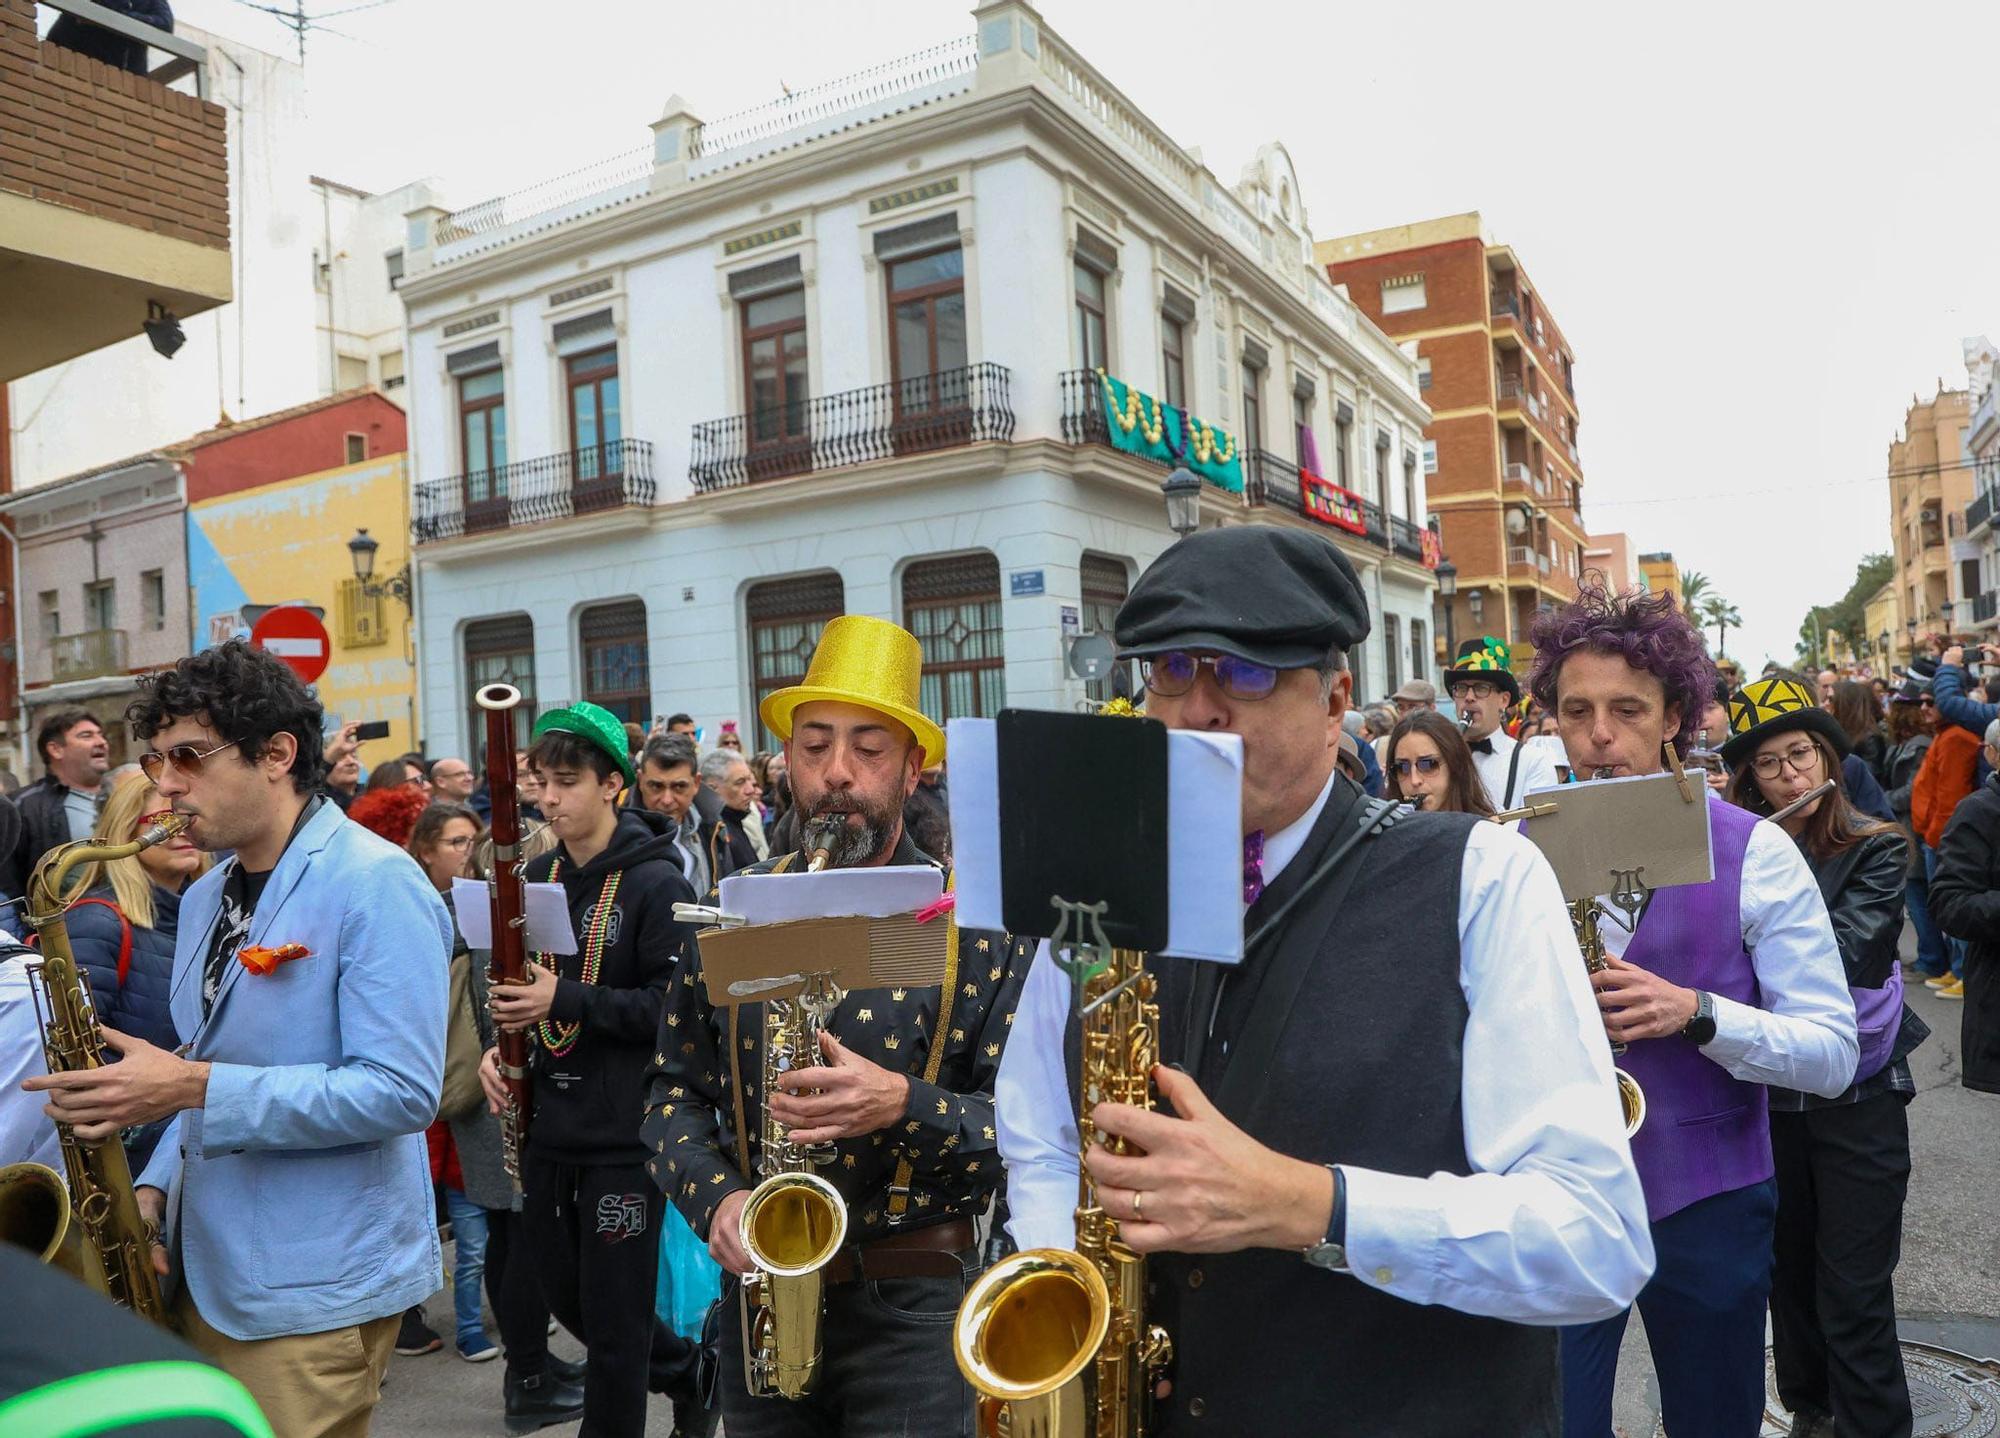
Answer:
[
  {"xmin": 889, "ymin": 871, "xmax": 958, "ymax": 1223},
  {"xmin": 725, "ymin": 850, "xmax": 799, "ymax": 1186}
]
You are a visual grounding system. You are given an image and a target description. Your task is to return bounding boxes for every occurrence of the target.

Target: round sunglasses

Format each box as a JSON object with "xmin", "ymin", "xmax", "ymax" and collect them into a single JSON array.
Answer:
[
  {"xmin": 137, "ymin": 736, "xmax": 240, "ymax": 783},
  {"xmin": 1392, "ymin": 755, "xmax": 1444, "ymax": 777}
]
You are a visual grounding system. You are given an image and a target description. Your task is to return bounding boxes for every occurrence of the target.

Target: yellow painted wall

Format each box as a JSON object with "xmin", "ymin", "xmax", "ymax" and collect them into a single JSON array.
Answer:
[
  {"xmin": 187, "ymin": 454, "xmax": 417, "ymax": 761},
  {"xmin": 1639, "ymin": 555, "xmax": 1681, "ymax": 608}
]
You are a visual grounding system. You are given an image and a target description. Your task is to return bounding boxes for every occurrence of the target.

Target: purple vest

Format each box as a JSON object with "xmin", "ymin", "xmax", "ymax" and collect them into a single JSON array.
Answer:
[
  {"xmin": 1621, "ymin": 796, "xmax": 1770, "ymax": 1222},
  {"xmin": 1851, "ymin": 948, "xmax": 1904, "ymax": 1087}
]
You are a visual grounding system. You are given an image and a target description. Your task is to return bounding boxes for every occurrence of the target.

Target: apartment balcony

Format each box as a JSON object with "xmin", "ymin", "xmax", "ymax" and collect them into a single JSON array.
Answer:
[
  {"xmin": 1972, "ymin": 590, "xmax": 1999, "ymax": 626},
  {"xmin": 1489, "ymin": 291, "xmax": 1523, "ymax": 348},
  {"xmin": 1503, "ymin": 460, "xmax": 1534, "ymax": 488},
  {"xmin": 50, "ymin": 628, "xmax": 129, "ymax": 684},
  {"xmin": 1495, "ymin": 378, "xmax": 1529, "ymax": 427},
  {"xmin": 414, "ymin": 439, "xmax": 656, "ymax": 542},
  {"xmin": 1243, "ymin": 449, "xmax": 1306, "ymax": 518},
  {"xmin": 1508, "ymin": 546, "xmax": 1552, "ymax": 576},
  {"xmin": 1390, "ymin": 516, "xmax": 1427, "ymax": 561},
  {"xmin": 689, "ymin": 363, "xmax": 1012, "ymax": 493},
  {"xmin": 1968, "ymin": 488, "xmax": 1994, "ymax": 538},
  {"xmin": 1, "ymin": 1, "xmax": 231, "ymax": 381}
]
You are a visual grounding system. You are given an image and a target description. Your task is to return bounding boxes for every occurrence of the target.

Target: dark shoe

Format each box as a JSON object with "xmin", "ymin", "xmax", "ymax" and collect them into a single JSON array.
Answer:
[
  {"xmin": 504, "ymin": 1368, "xmax": 586, "ymax": 1436},
  {"xmin": 395, "ymin": 1305, "xmax": 443, "ymax": 1357},
  {"xmin": 546, "ymin": 1352, "xmax": 585, "ymax": 1385},
  {"xmin": 1790, "ymin": 1410, "xmax": 1836, "ymax": 1438}
]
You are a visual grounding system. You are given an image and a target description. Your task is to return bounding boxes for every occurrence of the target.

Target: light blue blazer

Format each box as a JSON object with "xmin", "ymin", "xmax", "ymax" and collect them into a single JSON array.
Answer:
[{"xmin": 138, "ymin": 798, "xmax": 452, "ymax": 1340}]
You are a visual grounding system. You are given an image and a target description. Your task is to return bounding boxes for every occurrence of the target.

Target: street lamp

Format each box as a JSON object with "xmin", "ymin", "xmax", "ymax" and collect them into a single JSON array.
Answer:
[
  {"xmin": 347, "ymin": 528, "xmax": 412, "ymax": 607},
  {"xmin": 1467, "ymin": 586, "xmax": 1485, "ymax": 632},
  {"xmin": 1880, "ymin": 629, "xmax": 1891, "ymax": 663},
  {"xmin": 1162, "ymin": 468, "xmax": 1202, "ymax": 540},
  {"xmin": 1906, "ymin": 615, "xmax": 1918, "ymax": 658},
  {"xmin": 1434, "ymin": 558, "xmax": 1458, "ymax": 668}
]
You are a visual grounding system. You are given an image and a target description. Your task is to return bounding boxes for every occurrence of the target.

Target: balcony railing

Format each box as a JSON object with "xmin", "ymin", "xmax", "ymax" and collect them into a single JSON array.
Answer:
[
  {"xmin": 1243, "ymin": 450, "xmax": 1305, "ymax": 516},
  {"xmin": 414, "ymin": 439, "xmax": 655, "ymax": 542},
  {"xmin": 689, "ymin": 363, "xmax": 1012, "ymax": 492},
  {"xmin": 1504, "ymin": 461, "xmax": 1532, "ymax": 486},
  {"xmin": 1491, "ymin": 291, "xmax": 1520, "ymax": 319},
  {"xmin": 1390, "ymin": 516, "xmax": 1426, "ymax": 561},
  {"xmin": 1497, "ymin": 377, "xmax": 1525, "ymax": 404},
  {"xmin": 1968, "ymin": 489, "xmax": 1995, "ymax": 536},
  {"xmin": 51, "ymin": 628, "xmax": 129, "ymax": 683},
  {"xmin": 1974, "ymin": 590, "xmax": 1999, "ymax": 625}
]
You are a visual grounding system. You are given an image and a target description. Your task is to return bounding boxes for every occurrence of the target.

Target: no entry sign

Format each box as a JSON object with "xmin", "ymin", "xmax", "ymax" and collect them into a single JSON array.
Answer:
[{"xmin": 250, "ymin": 605, "xmax": 330, "ymax": 686}]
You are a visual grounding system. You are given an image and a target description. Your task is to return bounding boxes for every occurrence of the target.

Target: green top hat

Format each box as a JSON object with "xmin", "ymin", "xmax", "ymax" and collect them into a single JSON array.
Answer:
[{"xmin": 531, "ymin": 700, "xmax": 636, "ymax": 786}]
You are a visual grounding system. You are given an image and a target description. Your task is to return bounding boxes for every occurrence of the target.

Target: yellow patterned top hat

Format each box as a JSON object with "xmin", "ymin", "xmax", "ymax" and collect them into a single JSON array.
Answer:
[
  {"xmin": 1443, "ymin": 634, "xmax": 1521, "ymax": 701},
  {"xmin": 758, "ymin": 615, "xmax": 947, "ymax": 764},
  {"xmin": 1718, "ymin": 675, "xmax": 1850, "ymax": 771}
]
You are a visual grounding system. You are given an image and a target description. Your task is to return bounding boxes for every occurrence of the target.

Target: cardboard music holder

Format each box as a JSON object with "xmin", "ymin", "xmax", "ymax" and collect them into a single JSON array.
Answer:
[
  {"xmin": 1513, "ymin": 771, "xmax": 1715, "ymax": 904},
  {"xmin": 696, "ymin": 911, "xmax": 953, "ymax": 1009}
]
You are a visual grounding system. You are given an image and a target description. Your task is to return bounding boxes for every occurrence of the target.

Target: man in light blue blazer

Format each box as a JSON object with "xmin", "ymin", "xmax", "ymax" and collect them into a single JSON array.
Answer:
[{"xmin": 27, "ymin": 641, "xmax": 450, "ymax": 1438}]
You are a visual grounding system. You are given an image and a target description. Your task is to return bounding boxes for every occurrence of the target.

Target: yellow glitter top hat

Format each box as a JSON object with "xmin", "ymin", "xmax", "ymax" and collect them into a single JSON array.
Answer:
[{"xmin": 757, "ymin": 614, "xmax": 947, "ymax": 764}]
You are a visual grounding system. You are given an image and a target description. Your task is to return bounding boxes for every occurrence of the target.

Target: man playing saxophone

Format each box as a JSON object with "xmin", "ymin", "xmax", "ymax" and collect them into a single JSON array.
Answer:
[
  {"xmin": 995, "ymin": 528, "xmax": 1656, "ymax": 1437},
  {"xmin": 641, "ymin": 615, "xmax": 1029, "ymax": 1438},
  {"xmin": 22, "ymin": 641, "xmax": 451, "ymax": 1438}
]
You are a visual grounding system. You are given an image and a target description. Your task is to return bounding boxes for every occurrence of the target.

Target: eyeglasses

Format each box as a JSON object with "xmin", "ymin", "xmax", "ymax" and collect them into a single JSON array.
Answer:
[
  {"xmin": 438, "ymin": 835, "xmax": 476, "ymax": 851},
  {"xmin": 1142, "ymin": 651, "xmax": 1281, "ymax": 702},
  {"xmin": 1448, "ymin": 681, "xmax": 1498, "ymax": 701},
  {"xmin": 138, "ymin": 737, "xmax": 239, "ymax": 783},
  {"xmin": 1392, "ymin": 756, "xmax": 1443, "ymax": 777},
  {"xmin": 1750, "ymin": 741, "xmax": 1821, "ymax": 781}
]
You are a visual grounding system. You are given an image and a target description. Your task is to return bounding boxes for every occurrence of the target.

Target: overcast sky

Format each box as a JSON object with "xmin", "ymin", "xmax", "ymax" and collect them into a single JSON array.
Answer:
[{"xmin": 170, "ymin": 0, "xmax": 2000, "ymax": 668}]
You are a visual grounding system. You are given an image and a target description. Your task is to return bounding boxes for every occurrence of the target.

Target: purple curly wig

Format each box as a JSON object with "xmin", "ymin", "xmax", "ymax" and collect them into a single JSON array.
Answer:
[{"xmin": 1526, "ymin": 579, "xmax": 1717, "ymax": 757}]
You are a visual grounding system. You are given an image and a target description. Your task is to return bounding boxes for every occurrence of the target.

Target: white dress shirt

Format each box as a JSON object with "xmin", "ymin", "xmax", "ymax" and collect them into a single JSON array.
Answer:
[
  {"xmin": 0, "ymin": 948, "xmax": 62, "ymax": 1171},
  {"xmin": 1594, "ymin": 798, "xmax": 1857, "ymax": 1099},
  {"xmin": 1469, "ymin": 728, "xmax": 1561, "ymax": 812},
  {"xmin": 996, "ymin": 803, "xmax": 1656, "ymax": 1325}
]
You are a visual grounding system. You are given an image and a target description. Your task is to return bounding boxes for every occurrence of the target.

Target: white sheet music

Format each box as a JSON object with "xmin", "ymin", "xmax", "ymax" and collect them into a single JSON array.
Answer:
[
  {"xmin": 451, "ymin": 878, "xmax": 580, "ymax": 954},
  {"xmin": 716, "ymin": 866, "xmax": 943, "ymax": 926}
]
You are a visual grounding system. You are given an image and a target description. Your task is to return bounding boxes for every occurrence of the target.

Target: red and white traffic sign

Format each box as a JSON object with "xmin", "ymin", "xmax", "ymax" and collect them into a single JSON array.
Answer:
[{"xmin": 250, "ymin": 606, "xmax": 330, "ymax": 686}]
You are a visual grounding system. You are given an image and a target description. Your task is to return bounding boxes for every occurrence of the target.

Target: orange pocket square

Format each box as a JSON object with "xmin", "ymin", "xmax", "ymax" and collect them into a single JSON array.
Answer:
[{"xmin": 238, "ymin": 943, "xmax": 311, "ymax": 976}]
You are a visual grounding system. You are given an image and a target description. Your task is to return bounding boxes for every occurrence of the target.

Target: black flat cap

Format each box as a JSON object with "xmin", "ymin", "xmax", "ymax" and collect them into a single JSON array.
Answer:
[{"xmin": 1115, "ymin": 525, "xmax": 1369, "ymax": 668}]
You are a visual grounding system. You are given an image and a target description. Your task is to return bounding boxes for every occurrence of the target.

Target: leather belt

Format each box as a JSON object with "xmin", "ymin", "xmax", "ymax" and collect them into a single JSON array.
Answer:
[{"xmin": 821, "ymin": 1218, "xmax": 974, "ymax": 1285}]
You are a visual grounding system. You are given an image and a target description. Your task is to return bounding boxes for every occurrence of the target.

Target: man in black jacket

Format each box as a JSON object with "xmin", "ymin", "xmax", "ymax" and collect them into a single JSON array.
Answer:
[
  {"xmin": 698, "ymin": 748, "xmax": 761, "ymax": 873},
  {"xmin": 478, "ymin": 700, "xmax": 700, "ymax": 1438},
  {"xmin": 8, "ymin": 708, "xmax": 111, "ymax": 897},
  {"xmin": 1926, "ymin": 717, "xmax": 2000, "ymax": 1095},
  {"xmin": 633, "ymin": 733, "xmax": 721, "ymax": 894}
]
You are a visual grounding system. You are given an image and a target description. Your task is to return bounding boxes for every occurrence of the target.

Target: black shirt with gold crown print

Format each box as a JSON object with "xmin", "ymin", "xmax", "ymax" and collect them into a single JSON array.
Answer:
[{"xmin": 639, "ymin": 829, "xmax": 1031, "ymax": 1243}]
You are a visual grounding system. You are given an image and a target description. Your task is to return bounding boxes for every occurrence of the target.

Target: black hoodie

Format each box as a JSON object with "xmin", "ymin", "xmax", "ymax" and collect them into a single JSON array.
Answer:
[{"xmin": 524, "ymin": 806, "xmax": 697, "ymax": 1164}]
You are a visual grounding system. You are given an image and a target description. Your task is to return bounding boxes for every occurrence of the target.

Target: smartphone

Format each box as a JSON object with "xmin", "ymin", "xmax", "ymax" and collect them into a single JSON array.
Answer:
[{"xmin": 353, "ymin": 720, "xmax": 392, "ymax": 742}]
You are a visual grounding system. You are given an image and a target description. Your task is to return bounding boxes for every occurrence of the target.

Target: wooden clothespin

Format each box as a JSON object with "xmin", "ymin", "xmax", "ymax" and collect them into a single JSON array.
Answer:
[{"xmin": 1664, "ymin": 741, "xmax": 1696, "ymax": 804}]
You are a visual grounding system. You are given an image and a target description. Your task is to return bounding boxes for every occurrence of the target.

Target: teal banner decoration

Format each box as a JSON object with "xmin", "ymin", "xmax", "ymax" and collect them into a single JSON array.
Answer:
[{"xmin": 1097, "ymin": 371, "xmax": 1245, "ymax": 494}]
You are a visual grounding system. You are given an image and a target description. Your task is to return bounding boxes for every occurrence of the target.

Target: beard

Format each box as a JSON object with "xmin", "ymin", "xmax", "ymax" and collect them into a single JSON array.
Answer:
[{"xmin": 795, "ymin": 786, "xmax": 901, "ymax": 867}]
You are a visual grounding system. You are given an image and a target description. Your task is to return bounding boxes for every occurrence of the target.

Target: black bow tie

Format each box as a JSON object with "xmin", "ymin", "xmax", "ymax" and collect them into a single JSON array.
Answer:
[{"xmin": 1469, "ymin": 737, "xmax": 1495, "ymax": 755}]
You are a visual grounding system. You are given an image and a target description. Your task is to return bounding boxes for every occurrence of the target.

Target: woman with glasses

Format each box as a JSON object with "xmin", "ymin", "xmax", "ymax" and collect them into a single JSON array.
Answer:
[
  {"xmin": 1384, "ymin": 710, "xmax": 1495, "ymax": 818},
  {"xmin": 1721, "ymin": 679, "xmax": 1924, "ymax": 1438},
  {"xmin": 64, "ymin": 770, "xmax": 211, "ymax": 1172}
]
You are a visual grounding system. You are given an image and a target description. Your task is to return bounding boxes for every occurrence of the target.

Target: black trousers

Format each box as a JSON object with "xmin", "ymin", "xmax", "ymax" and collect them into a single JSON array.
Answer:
[
  {"xmin": 713, "ymin": 1253, "xmax": 976, "ymax": 1438},
  {"xmin": 482, "ymin": 1207, "xmax": 551, "ymax": 1377},
  {"xmin": 522, "ymin": 1154, "xmax": 698, "ymax": 1438},
  {"xmin": 1769, "ymin": 1092, "xmax": 1914, "ymax": 1438}
]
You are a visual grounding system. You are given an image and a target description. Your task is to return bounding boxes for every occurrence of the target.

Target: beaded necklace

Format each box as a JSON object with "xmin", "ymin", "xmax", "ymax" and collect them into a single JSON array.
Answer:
[{"xmin": 534, "ymin": 853, "xmax": 622, "ymax": 1057}]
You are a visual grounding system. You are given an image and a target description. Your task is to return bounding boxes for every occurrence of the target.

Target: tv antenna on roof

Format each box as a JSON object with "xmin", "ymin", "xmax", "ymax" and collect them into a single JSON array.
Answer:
[{"xmin": 226, "ymin": 0, "xmax": 398, "ymax": 63}]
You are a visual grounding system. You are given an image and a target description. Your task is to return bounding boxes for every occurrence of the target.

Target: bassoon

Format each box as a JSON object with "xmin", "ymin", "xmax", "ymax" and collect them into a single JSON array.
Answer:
[{"xmin": 476, "ymin": 683, "xmax": 532, "ymax": 1181}]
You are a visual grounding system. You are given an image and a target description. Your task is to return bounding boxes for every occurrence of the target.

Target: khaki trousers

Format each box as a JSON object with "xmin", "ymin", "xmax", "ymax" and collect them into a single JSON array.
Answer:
[{"xmin": 173, "ymin": 1287, "xmax": 399, "ymax": 1438}]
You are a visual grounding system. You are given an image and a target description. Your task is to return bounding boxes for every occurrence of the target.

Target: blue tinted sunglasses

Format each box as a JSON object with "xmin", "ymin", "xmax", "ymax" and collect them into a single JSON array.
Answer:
[{"xmin": 1141, "ymin": 651, "xmax": 1280, "ymax": 701}]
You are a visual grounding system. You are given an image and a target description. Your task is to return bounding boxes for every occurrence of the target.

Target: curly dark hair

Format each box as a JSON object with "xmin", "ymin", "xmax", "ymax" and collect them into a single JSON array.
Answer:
[
  {"xmin": 126, "ymin": 639, "xmax": 327, "ymax": 794},
  {"xmin": 1527, "ymin": 580, "xmax": 1717, "ymax": 758}
]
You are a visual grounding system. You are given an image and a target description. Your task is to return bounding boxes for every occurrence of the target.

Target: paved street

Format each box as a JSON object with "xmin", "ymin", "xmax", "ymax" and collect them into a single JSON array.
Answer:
[{"xmin": 374, "ymin": 932, "xmax": 2000, "ymax": 1438}]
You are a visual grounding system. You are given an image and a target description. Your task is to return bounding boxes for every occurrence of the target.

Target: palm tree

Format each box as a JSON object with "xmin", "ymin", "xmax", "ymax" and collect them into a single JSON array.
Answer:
[
  {"xmin": 1678, "ymin": 570, "xmax": 1712, "ymax": 616},
  {"xmin": 1701, "ymin": 596, "xmax": 1742, "ymax": 658}
]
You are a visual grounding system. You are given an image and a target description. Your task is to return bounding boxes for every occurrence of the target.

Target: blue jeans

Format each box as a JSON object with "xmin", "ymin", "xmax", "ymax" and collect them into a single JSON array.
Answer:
[
  {"xmin": 1906, "ymin": 845, "xmax": 1949, "ymax": 977},
  {"xmin": 1562, "ymin": 1179, "xmax": 1779, "ymax": 1437},
  {"xmin": 1921, "ymin": 844, "xmax": 1967, "ymax": 979},
  {"xmin": 443, "ymin": 1186, "xmax": 491, "ymax": 1349}
]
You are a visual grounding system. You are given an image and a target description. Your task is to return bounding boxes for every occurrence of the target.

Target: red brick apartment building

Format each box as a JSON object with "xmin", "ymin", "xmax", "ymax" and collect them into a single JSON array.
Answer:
[{"xmin": 1321, "ymin": 213, "xmax": 1585, "ymax": 663}]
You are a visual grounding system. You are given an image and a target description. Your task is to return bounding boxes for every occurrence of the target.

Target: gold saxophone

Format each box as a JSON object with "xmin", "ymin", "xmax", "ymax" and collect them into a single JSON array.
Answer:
[
  {"xmin": 953, "ymin": 938, "xmax": 1173, "ymax": 1437},
  {"xmin": 738, "ymin": 815, "xmax": 850, "ymax": 1399},
  {"xmin": 1569, "ymin": 897, "xmax": 1647, "ymax": 1138},
  {"xmin": 0, "ymin": 815, "xmax": 189, "ymax": 1320}
]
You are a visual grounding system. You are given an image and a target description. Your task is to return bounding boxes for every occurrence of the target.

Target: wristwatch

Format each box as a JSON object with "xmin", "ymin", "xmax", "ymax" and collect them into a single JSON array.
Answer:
[
  {"xmin": 1680, "ymin": 989, "xmax": 1718, "ymax": 1046},
  {"xmin": 1302, "ymin": 1164, "xmax": 1349, "ymax": 1271}
]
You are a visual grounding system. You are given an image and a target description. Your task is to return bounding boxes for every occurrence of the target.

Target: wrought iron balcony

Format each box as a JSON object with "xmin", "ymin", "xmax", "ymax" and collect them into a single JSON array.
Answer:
[
  {"xmin": 689, "ymin": 363, "xmax": 1012, "ymax": 492},
  {"xmin": 1974, "ymin": 590, "xmax": 1999, "ymax": 625},
  {"xmin": 1390, "ymin": 516, "xmax": 1426, "ymax": 561},
  {"xmin": 1243, "ymin": 450, "xmax": 1305, "ymax": 516},
  {"xmin": 1968, "ymin": 488, "xmax": 1994, "ymax": 536},
  {"xmin": 414, "ymin": 439, "xmax": 655, "ymax": 542},
  {"xmin": 1491, "ymin": 291, "xmax": 1520, "ymax": 319},
  {"xmin": 1059, "ymin": 371, "xmax": 1269, "ymax": 499},
  {"xmin": 51, "ymin": 628, "xmax": 128, "ymax": 683}
]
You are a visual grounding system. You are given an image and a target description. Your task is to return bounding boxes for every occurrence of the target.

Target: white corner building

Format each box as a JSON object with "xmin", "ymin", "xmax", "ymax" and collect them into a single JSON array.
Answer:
[{"xmin": 398, "ymin": 0, "xmax": 1436, "ymax": 756}]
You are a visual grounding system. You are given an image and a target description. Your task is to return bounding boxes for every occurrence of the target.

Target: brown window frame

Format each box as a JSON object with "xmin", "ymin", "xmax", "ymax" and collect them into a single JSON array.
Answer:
[
  {"xmin": 903, "ymin": 553, "xmax": 1005, "ymax": 725},
  {"xmin": 1240, "ymin": 362, "xmax": 1263, "ymax": 455},
  {"xmin": 1074, "ymin": 260, "xmax": 1109, "ymax": 373},
  {"xmin": 886, "ymin": 246, "xmax": 968, "ymax": 453},
  {"xmin": 1335, "ymin": 417, "xmax": 1352, "ymax": 490},
  {"xmin": 564, "ymin": 344, "xmax": 625, "ymax": 509},
  {"xmin": 1161, "ymin": 315, "xmax": 1186, "ymax": 409},
  {"xmin": 579, "ymin": 599, "xmax": 649, "ymax": 726},
  {"xmin": 748, "ymin": 573, "xmax": 846, "ymax": 751},
  {"xmin": 458, "ymin": 367, "xmax": 509, "ymax": 528},
  {"xmin": 464, "ymin": 614, "xmax": 536, "ymax": 754},
  {"xmin": 740, "ymin": 287, "xmax": 811, "ymax": 479}
]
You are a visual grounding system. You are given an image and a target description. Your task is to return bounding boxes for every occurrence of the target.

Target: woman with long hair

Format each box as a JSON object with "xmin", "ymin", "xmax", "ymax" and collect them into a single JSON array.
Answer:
[
  {"xmin": 1828, "ymin": 679, "xmax": 1888, "ymax": 787},
  {"xmin": 64, "ymin": 771, "xmax": 210, "ymax": 1172},
  {"xmin": 1884, "ymin": 683, "xmax": 1946, "ymax": 983},
  {"xmin": 1384, "ymin": 710, "xmax": 1496, "ymax": 818},
  {"xmin": 1721, "ymin": 678, "xmax": 1925, "ymax": 1438}
]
